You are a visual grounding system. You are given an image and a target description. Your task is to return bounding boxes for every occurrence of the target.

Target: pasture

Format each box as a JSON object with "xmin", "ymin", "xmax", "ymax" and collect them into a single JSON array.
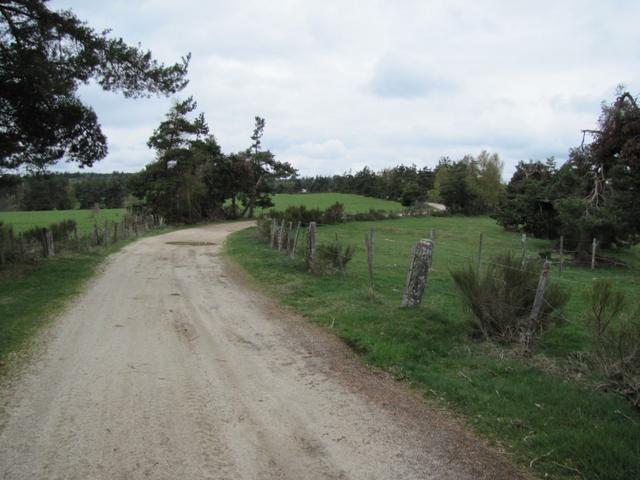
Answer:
[
  {"xmin": 262, "ymin": 193, "xmax": 402, "ymax": 213},
  {"xmin": 0, "ymin": 208, "xmax": 126, "ymax": 235},
  {"xmin": 226, "ymin": 215, "xmax": 640, "ymax": 480}
]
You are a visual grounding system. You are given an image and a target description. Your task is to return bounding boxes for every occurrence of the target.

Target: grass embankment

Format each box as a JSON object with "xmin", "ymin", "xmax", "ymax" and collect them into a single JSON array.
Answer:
[
  {"xmin": 0, "ymin": 228, "xmax": 164, "ymax": 370},
  {"xmin": 259, "ymin": 193, "xmax": 402, "ymax": 214},
  {"xmin": 226, "ymin": 216, "xmax": 640, "ymax": 480},
  {"xmin": 0, "ymin": 208, "xmax": 126, "ymax": 235}
]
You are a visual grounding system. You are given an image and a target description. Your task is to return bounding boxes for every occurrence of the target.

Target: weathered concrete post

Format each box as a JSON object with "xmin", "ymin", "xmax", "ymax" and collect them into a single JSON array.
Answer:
[
  {"xmin": 306, "ymin": 222, "xmax": 317, "ymax": 270},
  {"xmin": 401, "ymin": 239, "xmax": 433, "ymax": 307}
]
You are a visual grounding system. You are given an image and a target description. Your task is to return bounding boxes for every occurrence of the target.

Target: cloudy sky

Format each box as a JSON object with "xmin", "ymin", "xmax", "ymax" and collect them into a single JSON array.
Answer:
[{"xmin": 51, "ymin": 0, "xmax": 639, "ymax": 179}]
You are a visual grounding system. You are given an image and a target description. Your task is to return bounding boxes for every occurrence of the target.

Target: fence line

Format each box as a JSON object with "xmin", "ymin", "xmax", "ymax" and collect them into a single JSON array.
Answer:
[{"xmin": 0, "ymin": 213, "xmax": 164, "ymax": 266}]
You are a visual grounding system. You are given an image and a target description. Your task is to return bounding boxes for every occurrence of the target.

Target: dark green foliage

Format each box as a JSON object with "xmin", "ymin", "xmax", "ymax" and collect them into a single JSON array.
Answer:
[
  {"xmin": 431, "ymin": 152, "xmax": 504, "ymax": 215},
  {"xmin": 254, "ymin": 216, "xmax": 272, "ymax": 242},
  {"xmin": 314, "ymin": 241, "xmax": 355, "ymax": 274},
  {"xmin": 450, "ymin": 252, "xmax": 569, "ymax": 344},
  {"xmin": 21, "ymin": 173, "xmax": 74, "ymax": 211},
  {"xmin": 0, "ymin": 0, "xmax": 189, "ymax": 170},
  {"xmin": 438, "ymin": 161, "xmax": 477, "ymax": 214},
  {"xmin": 271, "ymin": 205, "xmax": 323, "ymax": 225},
  {"xmin": 74, "ymin": 173, "xmax": 129, "ymax": 209},
  {"xmin": 131, "ymin": 98, "xmax": 223, "ymax": 223},
  {"xmin": 321, "ymin": 202, "xmax": 345, "ymax": 224},
  {"xmin": 48, "ymin": 219, "xmax": 76, "ymax": 242},
  {"xmin": 353, "ymin": 209, "xmax": 389, "ymax": 221},
  {"xmin": 135, "ymin": 107, "xmax": 295, "ymax": 223},
  {"xmin": 494, "ymin": 159, "xmax": 561, "ymax": 237},
  {"xmin": 495, "ymin": 89, "xmax": 640, "ymax": 254},
  {"xmin": 273, "ymin": 164, "xmax": 435, "ymax": 207},
  {"xmin": 585, "ymin": 280, "xmax": 640, "ymax": 408}
]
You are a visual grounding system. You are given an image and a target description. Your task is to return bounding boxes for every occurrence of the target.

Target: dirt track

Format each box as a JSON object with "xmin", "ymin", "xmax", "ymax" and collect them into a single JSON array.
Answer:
[{"xmin": 0, "ymin": 222, "xmax": 526, "ymax": 479}]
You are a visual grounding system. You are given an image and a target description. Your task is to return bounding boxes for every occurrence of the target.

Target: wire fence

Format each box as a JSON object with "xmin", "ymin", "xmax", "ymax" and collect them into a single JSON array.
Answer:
[{"xmin": 0, "ymin": 212, "xmax": 164, "ymax": 266}]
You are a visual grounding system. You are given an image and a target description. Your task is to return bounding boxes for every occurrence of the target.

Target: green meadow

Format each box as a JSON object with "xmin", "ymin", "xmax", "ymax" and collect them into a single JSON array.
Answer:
[
  {"xmin": 261, "ymin": 193, "xmax": 402, "ymax": 213},
  {"xmin": 226, "ymin": 215, "xmax": 640, "ymax": 480},
  {"xmin": 0, "ymin": 208, "xmax": 126, "ymax": 235}
]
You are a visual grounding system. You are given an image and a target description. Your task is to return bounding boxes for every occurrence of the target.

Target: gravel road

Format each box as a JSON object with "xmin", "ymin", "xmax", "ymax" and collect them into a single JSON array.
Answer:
[{"xmin": 0, "ymin": 222, "xmax": 526, "ymax": 479}]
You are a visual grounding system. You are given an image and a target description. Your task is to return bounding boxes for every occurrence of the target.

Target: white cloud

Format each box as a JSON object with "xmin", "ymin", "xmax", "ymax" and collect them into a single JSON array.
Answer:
[{"xmin": 50, "ymin": 0, "xmax": 640, "ymax": 180}]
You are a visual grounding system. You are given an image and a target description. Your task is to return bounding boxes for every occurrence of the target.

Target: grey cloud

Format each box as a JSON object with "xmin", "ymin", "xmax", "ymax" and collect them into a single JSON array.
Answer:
[{"xmin": 369, "ymin": 54, "xmax": 454, "ymax": 99}]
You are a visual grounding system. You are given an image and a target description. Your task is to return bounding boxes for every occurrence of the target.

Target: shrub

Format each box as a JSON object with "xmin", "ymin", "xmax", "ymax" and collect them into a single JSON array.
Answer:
[
  {"xmin": 321, "ymin": 202, "xmax": 345, "ymax": 224},
  {"xmin": 49, "ymin": 219, "xmax": 77, "ymax": 242},
  {"xmin": 353, "ymin": 208, "xmax": 389, "ymax": 221},
  {"xmin": 450, "ymin": 252, "xmax": 568, "ymax": 345},
  {"xmin": 584, "ymin": 280, "xmax": 640, "ymax": 408},
  {"xmin": 314, "ymin": 240, "xmax": 355, "ymax": 274},
  {"xmin": 255, "ymin": 216, "xmax": 272, "ymax": 242}
]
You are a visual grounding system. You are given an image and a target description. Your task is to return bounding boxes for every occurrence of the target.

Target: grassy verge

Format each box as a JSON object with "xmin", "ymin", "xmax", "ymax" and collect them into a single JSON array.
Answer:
[
  {"xmin": 0, "ymin": 228, "xmax": 166, "ymax": 370},
  {"xmin": 226, "ymin": 216, "xmax": 640, "ymax": 480},
  {"xmin": 0, "ymin": 208, "xmax": 126, "ymax": 236}
]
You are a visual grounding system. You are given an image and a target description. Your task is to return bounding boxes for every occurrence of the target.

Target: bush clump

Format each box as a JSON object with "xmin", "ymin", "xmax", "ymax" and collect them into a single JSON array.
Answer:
[
  {"xmin": 313, "ymin": 241, "xmax": 355, "ymax": 275},
  {"xmin": 321, "ymin": 202, "xmax": 345, "ymax": 224},
  {"xmin": 584, "ymin": 280, "xmax": 640, "ymax": 408},
  {"xmin": 450, "ymin": 252, "xmax": 568, "ymax": 345}
]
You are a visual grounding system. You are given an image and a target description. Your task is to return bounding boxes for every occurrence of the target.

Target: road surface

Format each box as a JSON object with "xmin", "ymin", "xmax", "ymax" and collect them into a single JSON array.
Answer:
[{"xmin": 0, "ymin": 222, "xmax": 525, "ymax": 479}]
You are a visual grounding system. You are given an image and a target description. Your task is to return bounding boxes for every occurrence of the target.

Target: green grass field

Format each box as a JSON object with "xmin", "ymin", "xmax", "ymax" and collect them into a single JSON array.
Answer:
[
  {"xmin": 0, "ymin": 208, "xmax": 126, "ymax": 236},
  {"xmin": 0, "ymin": 193, "xmax": 399, "ymax": 236},
  {"xmin": 259, "ymin": 193, "xmax": 402, "ymax": 213},
  {"xmin": 226, "ymin": 216, "xmax": 640, "ymax": 480}
]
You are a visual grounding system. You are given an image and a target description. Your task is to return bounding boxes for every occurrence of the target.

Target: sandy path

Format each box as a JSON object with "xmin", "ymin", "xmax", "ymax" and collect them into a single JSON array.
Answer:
[{"xmin": 0, "ymin": 222, "xmax": 526, "ymax": 480}]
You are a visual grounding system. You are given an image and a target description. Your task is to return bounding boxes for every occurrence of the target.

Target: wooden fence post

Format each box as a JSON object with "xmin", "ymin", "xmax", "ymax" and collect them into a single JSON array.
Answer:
[
  {"xmin": 306, "ymin": 222, "xmax": 317, "ymax": 270},
  {"xmin": 335, "ymin": 232, "xmax": 346, "ymax": 277},
  {"xmin": 520, "ymin": 233, "xmax": 527, "ymax": 267},
  {"xmin": 113, "ymin": 222, "xmax": 119, "ymax": 243},
  {"xmin": 290, "ymin": 221, "xmax": 301, "ymax": 258},
  {"xmin": 277, "ymin": 219, "xmax": 286, "ymax": 251},
  {"xmin": 41, "ymin": 228, "xmax": 55, "ymax": 257},
  {"xmin": 477, "ymin": 232, "xmax": 484, "ymax": 271},
  {"xmin": 524, "ymin": 260, "xmax": 551, "ymax": 347},
  {"xmin": 365, "ymin": 227, "xmax": 375, "ymax": 295},
  {"xmin": 286, "ymin": 222, "xmax": 294, "ymax": 255},
  {"xmin": 0, "ymin": 224, "xmax": 5, "ymax": 265},
  {"xmin": 19, "ymin": 233, "xmax": 25, "ymax": 262},
  {"xmin": 591, "ymin": 238, "xmax": 597, "ymax": 270},
  {"xmin": 559, "ymin": 235, "xmax": 564, "ymax": 273},
  {"xmin": 270, "ymin": 218, "xmax": 277, "ymax": 248},
  {"xmin": 103, "ymin": 221, "xmax": 109, "ymax": 246},
  {"xmin": 401, "ymin": 239, "xmax": 433, "ymax": 307}
]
